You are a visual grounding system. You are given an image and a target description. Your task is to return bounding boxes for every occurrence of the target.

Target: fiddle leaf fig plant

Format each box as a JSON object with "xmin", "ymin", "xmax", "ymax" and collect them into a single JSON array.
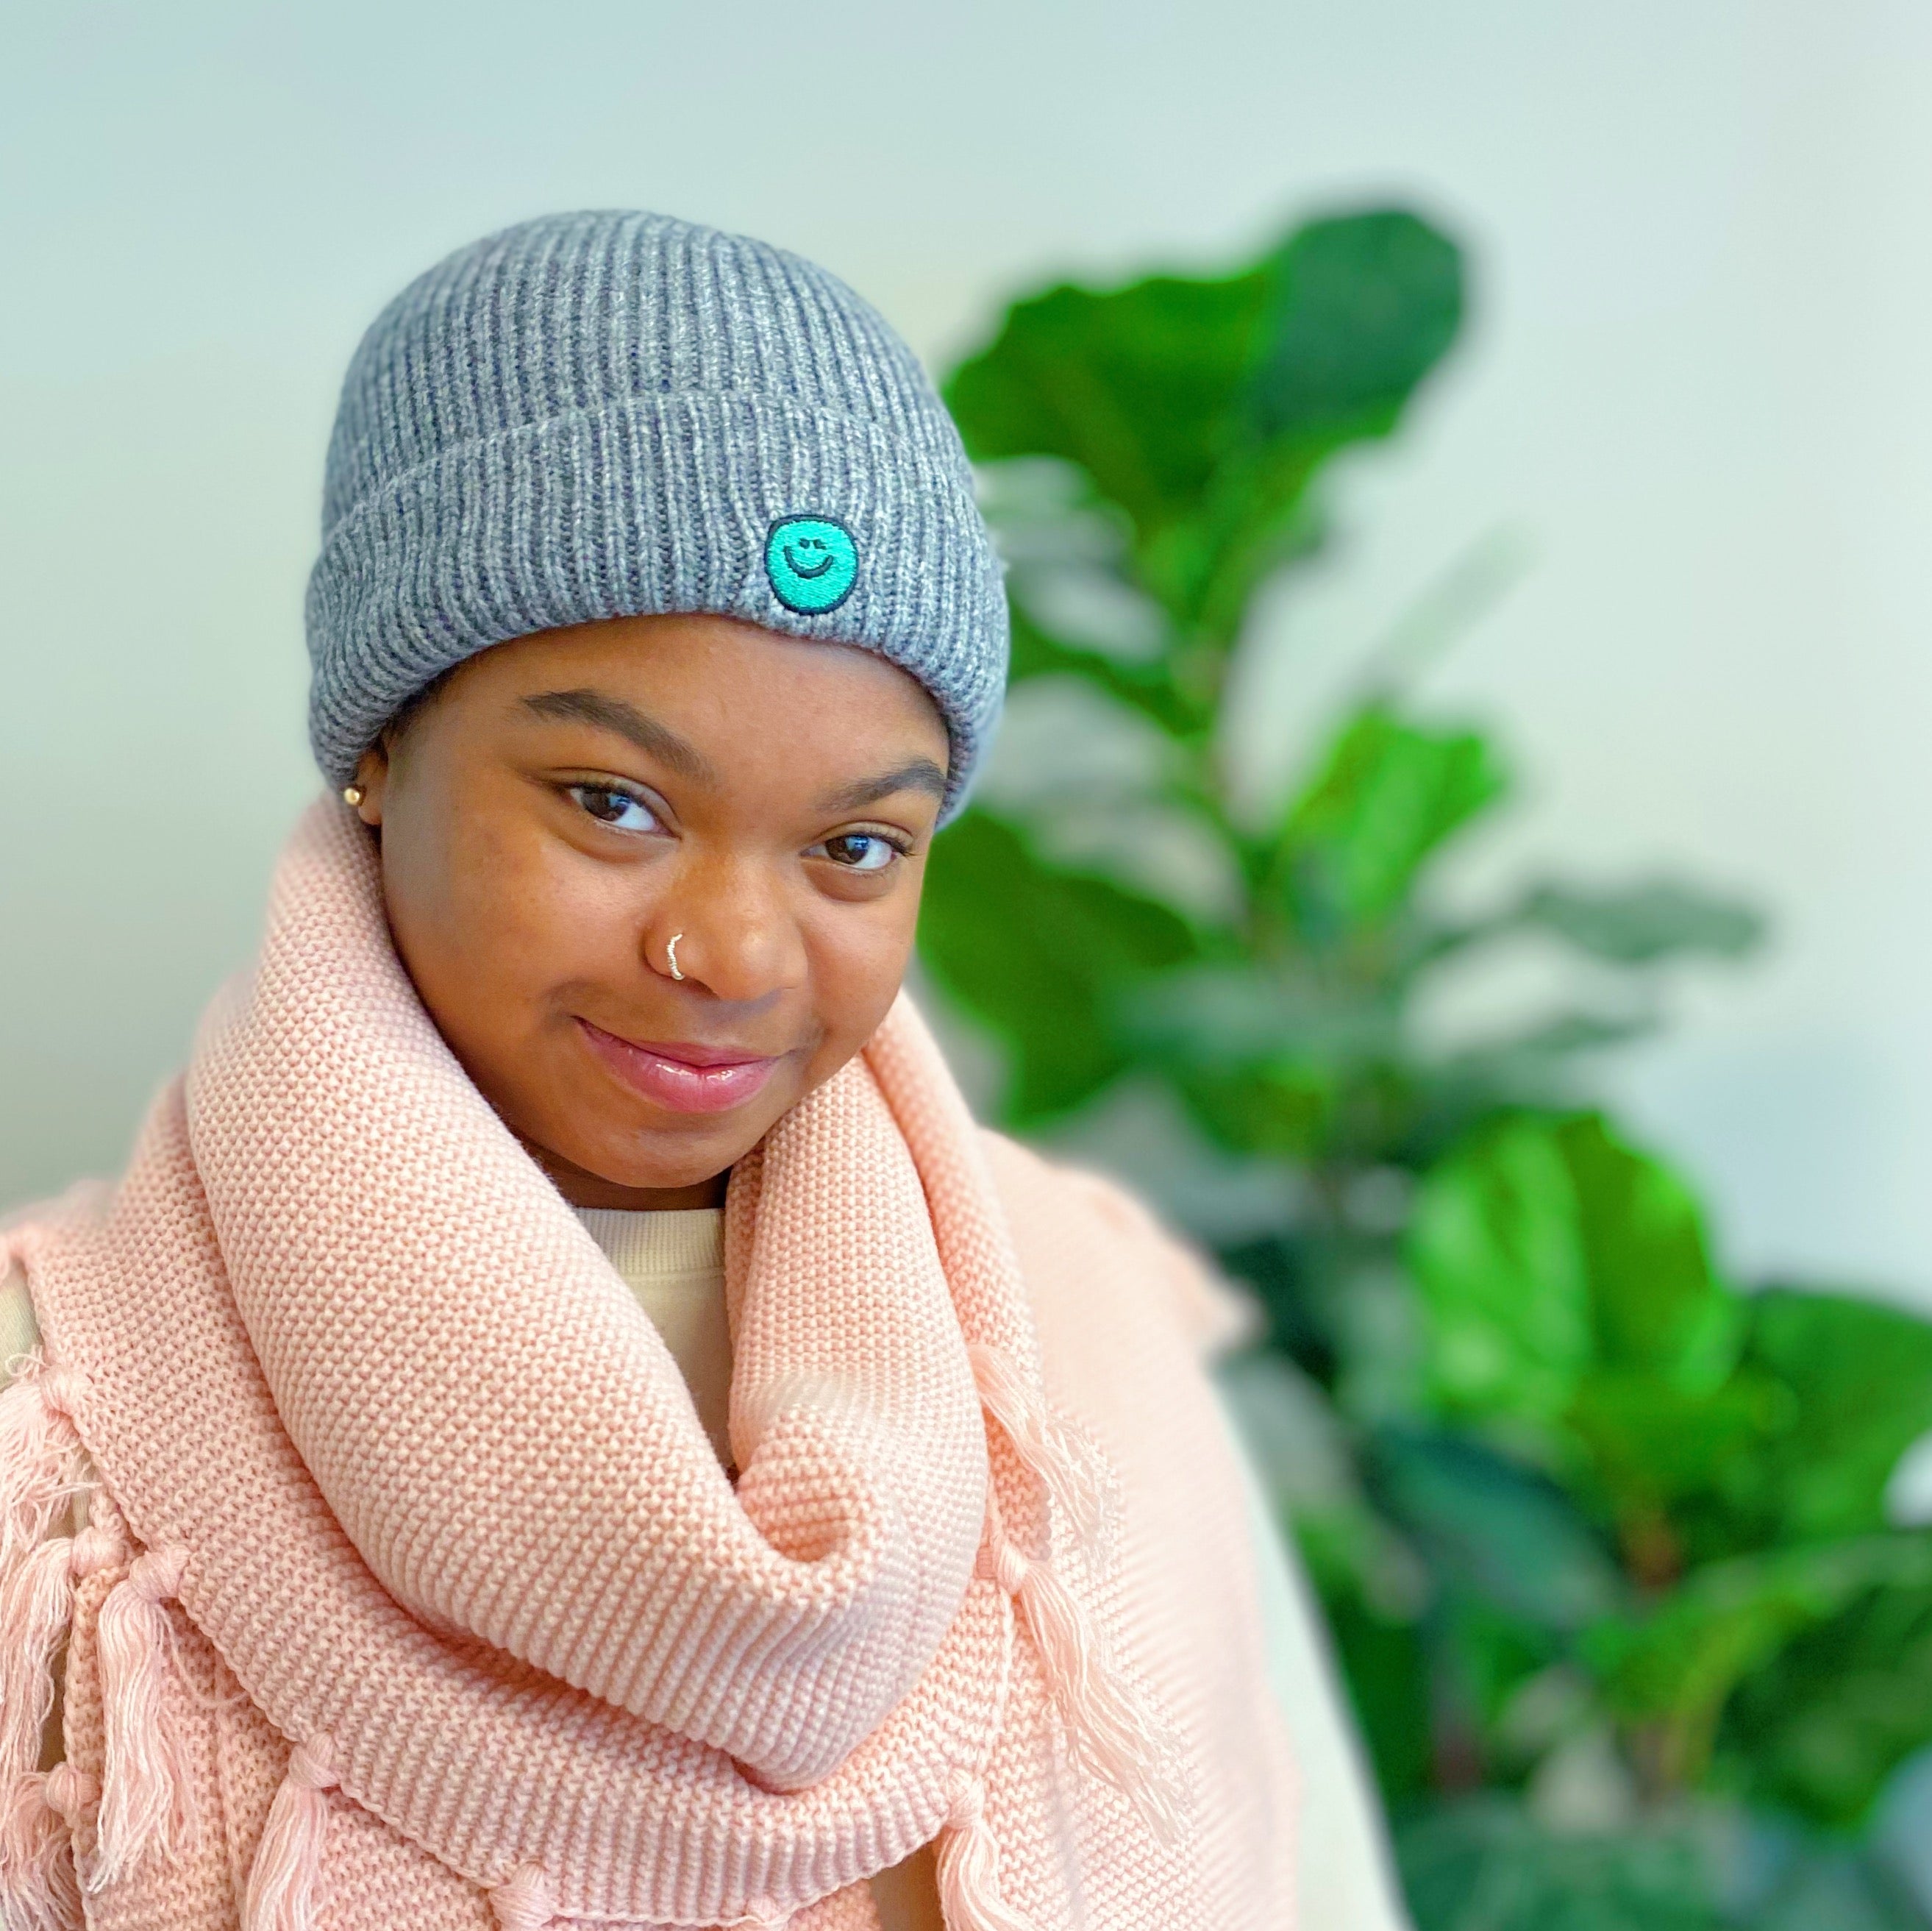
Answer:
[{"xmin": 918, "ymin": 206, "xmax": 1932, "ymax": 1930}]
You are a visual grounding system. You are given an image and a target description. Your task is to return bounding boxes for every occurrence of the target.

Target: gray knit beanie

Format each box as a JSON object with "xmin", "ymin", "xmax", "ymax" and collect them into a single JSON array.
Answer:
[{"xmin": 306, "ymin": 210, "xmax": 1007, "ymax": 819}]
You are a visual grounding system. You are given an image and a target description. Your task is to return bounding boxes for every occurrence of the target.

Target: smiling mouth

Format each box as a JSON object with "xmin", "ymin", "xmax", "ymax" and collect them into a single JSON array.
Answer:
[
  {"xmin": 578, "ymin": 1020, "xmax": 780, "ymax": 1116},
  {"xmin": 784, "ymin": 547, "xmax": 835, "ymax": 579}
]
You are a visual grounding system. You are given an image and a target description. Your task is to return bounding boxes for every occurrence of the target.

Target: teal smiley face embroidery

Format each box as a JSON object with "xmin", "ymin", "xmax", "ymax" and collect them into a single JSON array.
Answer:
[{"xmin": 765, "ymin": 515, "xmax": 859, "ymax": 614}]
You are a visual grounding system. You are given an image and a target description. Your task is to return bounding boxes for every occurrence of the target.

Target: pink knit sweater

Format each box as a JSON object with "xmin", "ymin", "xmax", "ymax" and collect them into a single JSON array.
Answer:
[{"xmin": 0, "ymin": 801, "xmax": 1297, "ymax": 1929}]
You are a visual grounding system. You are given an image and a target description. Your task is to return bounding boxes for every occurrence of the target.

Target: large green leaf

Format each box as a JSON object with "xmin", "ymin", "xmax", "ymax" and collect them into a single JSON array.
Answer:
[
  {"xmin": 1719, "ymin": 1568, "xmax": 1932, "ymax": 1828},
  {"xmin": 1561, "ymin": 1117, "xmax": 1739, "ymax": 1390},
  {"xmin": 1586, "ymin": 1537, "xmax": 1932, "ymax": 1783},
  {"xmin": 1278, "ymin": 705, "xmax": 1508, "ymax": 931},
  {"xmin": 1567, "ymin": 1373, "xmax": 1780, "ymax": 1552},
  {"xmin": 916, "ymin": 810, "xmax": 1197, "ymax": 1124},
  {"xmin": 1726, "ymin": 1289, "xmax": 1932, "ymax": 1547},
  {"xmin": 1408, "ymin": 1115, "xmax": 1749, "ymax": 1529},
  {"xmin": 945, "ymin": 209, "xmax": 1465, "ymax": 636},
  {"xmin": 1161, "ymin": 209, "xmax": 1466, "ymax": 636},
  {"xmin": 1246, "ymin": 210, "xmax": 1465, "ymax": 447},
  {"xmin": 944, "ymin": 263, "xmax": 1271, "ymax": 556},
  {"xmin": 1170, "ymin": 1060, "xmax": 1336, "ymax": 1159},
  {"xmin": 1367, "ymin": 1425, "xmax": 1627, "ymax": 1634},
  {"xmin": 1407, "ymin": 1117, "xmax": 1597, "ymax": 1432},
  {"xmin": 1511, "ymin": 881, "xmax": 1766, "ymax": 967}
]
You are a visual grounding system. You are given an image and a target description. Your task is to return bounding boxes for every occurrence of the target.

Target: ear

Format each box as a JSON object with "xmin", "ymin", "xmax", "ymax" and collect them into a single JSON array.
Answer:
[{"xmin": 349, "ymin": 744, "xmax": 391, "ymax": 826}]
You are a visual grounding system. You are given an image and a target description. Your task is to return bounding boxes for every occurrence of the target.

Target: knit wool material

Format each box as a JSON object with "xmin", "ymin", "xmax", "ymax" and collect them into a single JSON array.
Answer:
[
  {"xmin": 0, "ymin": 802, "xmax": 1296, "ymax": 1929},
  {"xmin": 305, "ymin": 210, "xmax": 1008, "ymax": 821}
]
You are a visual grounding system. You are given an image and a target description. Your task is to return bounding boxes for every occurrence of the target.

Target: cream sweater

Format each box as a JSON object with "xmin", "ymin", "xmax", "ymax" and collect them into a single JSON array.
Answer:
[{"xmin": 0, "ymin": 1206, "xmax": 1407, "ymax": 1931}]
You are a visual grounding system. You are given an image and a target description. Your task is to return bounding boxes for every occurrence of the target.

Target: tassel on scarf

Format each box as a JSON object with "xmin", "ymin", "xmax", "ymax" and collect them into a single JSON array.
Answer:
[
  {"xmin": 241, "ymin": 1732, "xmax": 338, "ymax": 1931},
  {"xmin": 0, "ymin": 1361, "xmax": 85, "ymax": 1569},
  {"xmin": 985, "ymin": 1539, "xmax": 1184, "ymax": 1844},
  {"xmin": 91, "ymin": 1544, "xmax": 193, "ymax": 1888},
  {"xmin": 490, "ymin": 1862, "xmax": 557, "ymax": 1930},
  {"xmin": 969, "ymin": 1335, "xmax": 1186, "ymax": 1841},
  {"xmin": 934, "ymin": 1774, "xmax": 1035, "ymax": 1931},
  {"xmin": 0, "ymin": 1533, "xmax": 76, "ymax": 1779},
  {"xmin": 966, "ymin": 1344, "xmax": 1111, "ymax": 1554},
  {"xmin": 0, "ymin": 1351, "xmax": 91, "ymax": 1930},
  {"xmin": 42, "ymin": 1763, "xmax": 96, "ymax": 1831},
  {"xmin": 0, "ymin": 1771, "xmax": 83, "ymax": 1931}
]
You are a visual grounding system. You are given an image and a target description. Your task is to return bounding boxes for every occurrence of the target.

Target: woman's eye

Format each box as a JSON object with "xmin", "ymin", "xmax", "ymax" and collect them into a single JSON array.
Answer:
[
  {"xmin": 568, "ymin": 785, "xmax": 660, "ymax": 833},
  {"xmin": 819, "ymin": 833, "xmax": 900, "ymax": 872}
]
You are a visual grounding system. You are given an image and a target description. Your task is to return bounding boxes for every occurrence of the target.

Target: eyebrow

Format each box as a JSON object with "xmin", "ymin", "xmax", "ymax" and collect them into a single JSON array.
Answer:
[
  {"xmin": 517, "ymin": 689, "xmax": 718, "ymax": 783},
  {"xmin": 815, "ymin": 758, "xmax": 949, "ymax": 815},
  {"xmin": 519, "ymin": 687, "xmax": 947, "ymax": 814}
]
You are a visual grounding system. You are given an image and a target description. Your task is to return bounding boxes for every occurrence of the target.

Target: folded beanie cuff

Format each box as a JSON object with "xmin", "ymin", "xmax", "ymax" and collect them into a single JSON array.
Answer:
[{"xmin": 308, "ymin": 389, "xmax": 1002, "ymax": 818}]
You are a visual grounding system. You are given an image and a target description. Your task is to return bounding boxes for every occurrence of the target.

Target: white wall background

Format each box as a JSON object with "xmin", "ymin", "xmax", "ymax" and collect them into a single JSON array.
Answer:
[{"xmin": 3, "ymin": 0, "xmax": 1928, "ymax": 1298}]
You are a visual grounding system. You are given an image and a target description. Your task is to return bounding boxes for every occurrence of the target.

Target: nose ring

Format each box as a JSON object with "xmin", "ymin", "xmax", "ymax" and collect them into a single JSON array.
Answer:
[{"xmin": 666, "ymin": 933, "xmax": 685, "ymax": 981}]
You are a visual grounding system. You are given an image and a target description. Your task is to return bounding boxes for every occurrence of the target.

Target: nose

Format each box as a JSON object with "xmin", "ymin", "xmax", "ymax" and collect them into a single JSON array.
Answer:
[{"xmin": 646, "ymin": 851, "xmax": 807, "ymax": 1005}]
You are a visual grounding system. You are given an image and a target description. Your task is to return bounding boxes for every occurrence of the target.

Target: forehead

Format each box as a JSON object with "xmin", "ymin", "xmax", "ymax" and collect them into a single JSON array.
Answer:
[{"xmin": 449, "ymin": 614, "xmax": 948, "ymax": 751}]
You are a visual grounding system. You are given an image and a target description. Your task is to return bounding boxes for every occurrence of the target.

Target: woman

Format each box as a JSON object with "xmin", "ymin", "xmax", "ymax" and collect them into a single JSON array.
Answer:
[{"xmin": 0, "ymin": 211, "xmax": 1402, "ymax": 1930}]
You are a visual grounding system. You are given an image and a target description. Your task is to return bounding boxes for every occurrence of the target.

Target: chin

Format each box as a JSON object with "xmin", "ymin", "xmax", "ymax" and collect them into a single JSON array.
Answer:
[{"xmin": 598, "ymin": 1117, "xmax": 764, "ymax": 1191}]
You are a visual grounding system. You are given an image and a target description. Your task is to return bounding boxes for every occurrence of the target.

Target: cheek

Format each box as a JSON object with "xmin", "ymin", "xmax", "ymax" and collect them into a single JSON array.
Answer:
[
  {"xmin": 798, "ymin": 875, "xmax": 924, "ymax": 1065},
  {"xmin": 384, "ymin": 794, "xmax": 618, "ymax": 1036}
]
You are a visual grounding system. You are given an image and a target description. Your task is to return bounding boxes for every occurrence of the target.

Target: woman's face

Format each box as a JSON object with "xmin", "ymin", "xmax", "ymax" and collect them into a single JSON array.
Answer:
[{"xmin": 352, "ymin": 614, "xmax": 950, "ymax": 1209}]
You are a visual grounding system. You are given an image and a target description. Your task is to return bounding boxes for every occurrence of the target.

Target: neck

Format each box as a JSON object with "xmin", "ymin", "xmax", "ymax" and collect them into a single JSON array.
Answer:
[{"xmin": 516, "ymin": 1135, "xmax": 728, "ymax": 1212}]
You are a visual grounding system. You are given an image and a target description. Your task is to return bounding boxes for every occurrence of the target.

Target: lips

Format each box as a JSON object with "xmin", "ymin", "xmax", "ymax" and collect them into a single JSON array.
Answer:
[{"xmin": 578, "ymin": 1020, "xmax": 779, "ymax": 1116}]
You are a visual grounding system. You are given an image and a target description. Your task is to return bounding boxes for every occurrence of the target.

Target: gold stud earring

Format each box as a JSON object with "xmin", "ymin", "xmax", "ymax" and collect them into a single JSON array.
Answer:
[{"xmin": 342, "ymin": 784, "xmax": 366, "ymax": 808}]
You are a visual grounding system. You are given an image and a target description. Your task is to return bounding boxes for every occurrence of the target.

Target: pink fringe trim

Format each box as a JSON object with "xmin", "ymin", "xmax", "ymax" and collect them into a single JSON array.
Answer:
[
  {"xmin": 42, "ymin": 1763, "xmax": 96, "ymax": 1829},
  {"xmin": 969, "ymin": 1340, "xmax": 1187, "ymax": 1841},
  {"xmin": 0, "ymin": 1534, "xmax": 75, "ymax": 1777},
  {"xmin": 241, "ymin": 1732, "xmax": 338, "ymax": 1931},
  {"xmin": 0, "ymin": 1362, "xmax": 86, "ymax": 1571},
  {"xmin": 0, "ymin": 1354, "xmax": 91, "ymax": 1928},
  {"xmin": 0, "ymin": 1772, "xmax": 83, "ymax": 1931},
  {"xmin": 985, "ymin": 1537, "xmax": 1184, "ymax": 1843},
  {"xmin": 966, "ymin": 1344, "xmax": 1111, "ymax": 1553},
  {"xmin": 91, "ymin": 1543, "xmax": 193, "ymax": 1889},
  {"xmin": 934, "ymin": 1774, "xmax": 1036, "ymax": 1931},
  {"xmin": 490, "ymin": 1861, "xmax": 557, "ymax": 1929}
]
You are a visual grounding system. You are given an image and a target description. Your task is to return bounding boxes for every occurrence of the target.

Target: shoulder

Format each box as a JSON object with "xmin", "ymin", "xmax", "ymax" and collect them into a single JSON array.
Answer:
[{"xmin": 977, "ymin": 1129, "xmax": 1258, "ymax": 1362}]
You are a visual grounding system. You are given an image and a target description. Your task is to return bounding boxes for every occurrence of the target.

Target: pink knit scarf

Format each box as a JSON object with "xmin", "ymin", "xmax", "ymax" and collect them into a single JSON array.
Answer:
[{"xmin": 0, "ymin": 802, "xmax": 1188, "ymax": 1928}]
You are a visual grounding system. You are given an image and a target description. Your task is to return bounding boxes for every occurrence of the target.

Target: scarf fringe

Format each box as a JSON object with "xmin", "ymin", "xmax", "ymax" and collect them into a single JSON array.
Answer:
[
  {"xmin": 0, "ymin": 1358, "xmax": 87, "ymax": 1570},
  {"xmin": 490, "ymin": 1861, "xmax": 557, "ymax": 1929},
  {"xmin": 0, "ymin": 1772, "xmax": 83, "ymax": 1931},
  {"xmin": 969, "ymin": 1332, "xmax": 1187, "ymax": 1842},
  {"xmin": 935, "ymin": 1774, "xmax": 1037, "ymax": 1931},
  {"xmin": 0, "ymin": 1534, "xmax": 76, "ymax": 1775},
  {"xmin": 92, "ymin": 1543, "xmax": 194, "ymax": 1888},
  {"xmin": 985, "ymin": 1538, "xmax": 1184, "ymax": 1845},
  {"xmin": 0, "ymin": 1354, "xmax": 91, "ymax": 1927},
  {"xmin": 241, "ymin": 1732, "xmax": 338, "ymax": 1931},
  {"xmin": 966, "ymin": 1344, "xmax": 1112, "ymax": 1554}
]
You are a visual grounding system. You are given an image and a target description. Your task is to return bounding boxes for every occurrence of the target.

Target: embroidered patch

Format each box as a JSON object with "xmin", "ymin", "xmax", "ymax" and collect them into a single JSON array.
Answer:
[{"xmin": 764, "ymin": 515, "xmax": 859, "ymax": 614}]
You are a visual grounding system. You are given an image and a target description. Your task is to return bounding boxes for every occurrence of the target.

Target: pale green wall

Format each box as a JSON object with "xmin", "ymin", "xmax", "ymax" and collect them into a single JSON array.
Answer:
[{"xmin": 4, "ymin": 0, "xmax": 1928, "ymax": 1293}]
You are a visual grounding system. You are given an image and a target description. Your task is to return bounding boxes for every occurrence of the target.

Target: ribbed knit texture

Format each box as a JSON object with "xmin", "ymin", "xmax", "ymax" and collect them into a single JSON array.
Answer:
[
  {"xmin": 306, "ymin": 210, "xmax": 1008, "ymax": 819},
  {"xmin": 4, "ymin": 800, "xmax": 1297, "ymax": 1927}
]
